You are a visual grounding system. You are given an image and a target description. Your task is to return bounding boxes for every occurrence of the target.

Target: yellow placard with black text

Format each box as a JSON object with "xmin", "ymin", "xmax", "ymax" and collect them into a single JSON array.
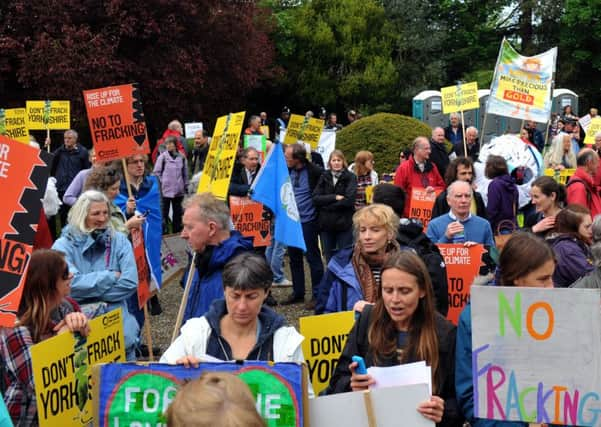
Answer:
[
  {"xmin": 197, "ymin": 112, "xmax": 245, "ymax": 200},
  {"xmin": 26, "ymin": 100, "xmax": 70, "ymax": 130},
  {"xmin": 299, "ymin": 311, "xmax": 355, "ymax": 395},
  {"xmin": 31, "ymin": 309, "xmax": 125, "ymax": 426},
  {"xmin": 441, "ymin": 82, "xmax": 479, "ymax": 114},
  {"xmin": 584, "ymin": 117, "xmax": 601, "ymax": 146},
  {"xmin": 283, "ymin": 114, "xmax": 324, "ymax": 149},
  {"xmin": 1, "ymin": 108, "xmax": 28, "ymax": 143}
]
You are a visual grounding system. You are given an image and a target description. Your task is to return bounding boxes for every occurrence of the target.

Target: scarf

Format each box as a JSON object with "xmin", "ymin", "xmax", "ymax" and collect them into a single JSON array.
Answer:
[
  {"xmin": 332, "ymin": 170, "xmax": 342, "ymax": 187},
  {"xmin": 352, "ymin": 239, "xmax": 400, "ymax": 303}
]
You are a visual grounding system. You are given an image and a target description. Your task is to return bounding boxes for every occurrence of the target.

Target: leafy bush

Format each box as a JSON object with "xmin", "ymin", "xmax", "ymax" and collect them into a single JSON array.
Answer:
[{"xmin": 336, "ymin": 113, "xmax": 433, "ymax": 175}]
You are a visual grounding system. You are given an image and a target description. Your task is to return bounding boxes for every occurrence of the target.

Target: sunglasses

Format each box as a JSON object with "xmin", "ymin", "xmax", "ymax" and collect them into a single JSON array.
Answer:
[{"xmin": 62, "ymin": 265, "xmax": 71, "ymax": 280}]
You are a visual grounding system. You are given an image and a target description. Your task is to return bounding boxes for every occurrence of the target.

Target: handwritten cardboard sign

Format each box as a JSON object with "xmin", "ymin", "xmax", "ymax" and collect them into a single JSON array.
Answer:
[{"xmin": 471, "ymin": 286, "xmax": 601, "ymax": 426}]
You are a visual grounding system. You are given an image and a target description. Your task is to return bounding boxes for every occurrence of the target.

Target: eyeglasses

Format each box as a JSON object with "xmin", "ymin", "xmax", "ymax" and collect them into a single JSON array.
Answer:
[{"xmin": 62, "ymin": 265, "xmax": 70, "ymax": 280}]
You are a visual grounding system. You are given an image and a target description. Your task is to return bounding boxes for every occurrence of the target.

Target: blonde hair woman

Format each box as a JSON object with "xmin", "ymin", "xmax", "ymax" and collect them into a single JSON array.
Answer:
[
  {"xmin": 317, "ymin": 204, "xmax": 401, "ymax": 314},
  {"xmin": 167, "ymin": 372, "xmax": 265, "ymax": 427},
  {"xmin": 544, "ymin": 133, "xmax": 576, "ymax": 170}
]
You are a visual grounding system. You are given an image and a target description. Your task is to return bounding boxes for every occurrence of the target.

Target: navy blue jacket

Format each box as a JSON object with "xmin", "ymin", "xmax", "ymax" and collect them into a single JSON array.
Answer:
[{"xmin": 51, "ymin": 144, "xmax": 91, "ymax": 194}]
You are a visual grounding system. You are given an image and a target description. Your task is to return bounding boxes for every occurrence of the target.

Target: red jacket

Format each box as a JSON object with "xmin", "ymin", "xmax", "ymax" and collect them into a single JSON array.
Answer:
[
  {"xmin": 394, "ymin": 156, "xmax": 445, "ymax": 217},
  {"xmin": 566, "ymin": 167, "xmax": 601, "ymax": 217}
]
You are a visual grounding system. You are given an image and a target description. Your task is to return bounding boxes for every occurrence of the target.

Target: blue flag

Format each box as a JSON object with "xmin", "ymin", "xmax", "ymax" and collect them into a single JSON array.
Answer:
[{"xmin": 251, "ymin": 143, "xmax": 306, "ymax": 251}]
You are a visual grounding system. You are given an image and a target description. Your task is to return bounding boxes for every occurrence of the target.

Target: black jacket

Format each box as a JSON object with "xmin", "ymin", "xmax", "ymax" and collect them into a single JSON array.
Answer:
[
  {"xmin": 431, "ymin": 189, "xmax": 487, "ymax": 220},
  {"xmin": 429, "ymin": 140, "xmax": 451, "ymax": 179},
  {"xmin": 229, "ymin": 163, "xmax": 261, "ymax": 197},
  {"xmin": 325, "ymin": 305, "xmax": 461, "ymax": 427},
  {"xmin": 313, "ymin": 169, "xmax": 357, "ymax": 231},
  {"xmin": 51, "ymin": 144, "xmax": 91, "ymax": 194}
]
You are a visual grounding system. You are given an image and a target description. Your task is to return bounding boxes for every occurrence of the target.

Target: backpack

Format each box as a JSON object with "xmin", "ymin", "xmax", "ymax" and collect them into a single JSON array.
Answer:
[{"xmin": 397, "ymin": 227, "xmax": 449, "ymax": 317}]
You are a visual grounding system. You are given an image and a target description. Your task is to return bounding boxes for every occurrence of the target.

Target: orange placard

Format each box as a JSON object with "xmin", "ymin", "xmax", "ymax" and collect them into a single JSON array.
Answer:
[
  {"xmin": 229, "ymin": 196, "xmax": 271, "ymax": 247},
  {"xmin": 408, "ymin": 187, "xmax": 441, "ymax": 230},
  {"xmin": 83, "ymin": 83, "xmax": 150, "ymax": 162},
  {"xmin": 131, "ymin": 227, "xmax": 151, "ymax": 309},
  {"xmin": 0, "ymin": 135, "xmax": 51, "ymax": 326},
  {"xmin": 436, "ymin": 243, "xmax": 487, "ymax": 325}
]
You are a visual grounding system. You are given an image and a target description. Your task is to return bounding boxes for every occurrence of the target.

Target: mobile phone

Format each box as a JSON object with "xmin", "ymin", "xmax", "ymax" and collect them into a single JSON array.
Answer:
[{"xmin": 352, "ymin": 355, "xmax": 367, "ymax": 375}]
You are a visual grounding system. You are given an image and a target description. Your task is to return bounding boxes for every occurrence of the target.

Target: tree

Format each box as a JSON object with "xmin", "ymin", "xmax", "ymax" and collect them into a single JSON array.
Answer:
[
  {"xmin": 270, "ymin": 0, "xmax": 399, "ymax": 113},
  {"xmin": 0, "ymin": 0, "xmax": 277, "ymax": 142}
]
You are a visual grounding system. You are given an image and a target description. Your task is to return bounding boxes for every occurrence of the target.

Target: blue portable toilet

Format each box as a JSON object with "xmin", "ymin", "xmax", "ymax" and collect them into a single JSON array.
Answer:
[
  {"xmin": 552, "ymin": 88, "xmax": 578, "ymax": 116},
  {"xmin": 412, "ymin": 90, "xmax": 445, "ymax": 129}
]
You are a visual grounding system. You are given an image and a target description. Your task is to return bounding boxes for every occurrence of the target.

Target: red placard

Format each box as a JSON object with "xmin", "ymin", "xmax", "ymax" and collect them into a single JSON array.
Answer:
[
  {"xmin": 436, "ymin": 243, "xmax": 487, "ymax": 325},
  {"xmin": 229, "ymin": 196, "xmax": 271, "ymax": 247},
  {"xmin": 0, "ymin": 135, "xmax": 51, "ymax": 326},
  {"xmin": 83, "ymin": 83, "xmax": 150, "ymax": 162},
  {"xmin": 408, "ymin": 187, "xmax": 441, "ymax": 231},
  {"xmin": 131, "ymin": 227, "xmax": 151, "ymax": 309}
]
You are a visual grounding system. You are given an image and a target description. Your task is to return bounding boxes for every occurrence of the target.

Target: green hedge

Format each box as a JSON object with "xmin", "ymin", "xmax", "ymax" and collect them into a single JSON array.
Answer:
[{"xmin": 336, "ymin": 113, "xmax": 433, "ymax": 175}]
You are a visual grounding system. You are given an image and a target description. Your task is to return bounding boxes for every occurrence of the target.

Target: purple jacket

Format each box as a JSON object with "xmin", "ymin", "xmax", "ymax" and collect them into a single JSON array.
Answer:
[
  {"xmin": 486, "ymin": 174, "xmax": 518, "ymax": 233},
  {"xmin": 63, "ymin": 168, "xmax": 92, "ymax": 206},
  {"xmin": 153, "ymin": 151, "xmax": 189, "ymax": 197},
  {"xmin": 550, "ymin": 234, "xmax": 594, "ymax": 287}
]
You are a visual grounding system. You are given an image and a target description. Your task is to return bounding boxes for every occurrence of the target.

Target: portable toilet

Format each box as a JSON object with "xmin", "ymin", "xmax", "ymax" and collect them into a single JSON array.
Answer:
[
  {"xmin": 553, "ymin": 89, "xmax": 578, "ymax": 116},
  {"xmin": 412, "ymin": 90, "xmax": 445, "ymax": 128},
  {"xmin": 478, "ymin": 90, "xmax": 505, "ymax": 144}
]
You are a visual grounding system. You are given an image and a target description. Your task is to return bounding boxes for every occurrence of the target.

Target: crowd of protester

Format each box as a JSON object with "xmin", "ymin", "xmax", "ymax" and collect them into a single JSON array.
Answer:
[{"xmin": 2, "ymin": 105, "xmax": 601, "ymax": 426}]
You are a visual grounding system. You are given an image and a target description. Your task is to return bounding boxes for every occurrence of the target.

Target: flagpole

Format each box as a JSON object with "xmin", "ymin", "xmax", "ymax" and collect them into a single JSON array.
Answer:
[{"xmin": 171, "ymin": 253, "xmax": 197, "ymax": 343}]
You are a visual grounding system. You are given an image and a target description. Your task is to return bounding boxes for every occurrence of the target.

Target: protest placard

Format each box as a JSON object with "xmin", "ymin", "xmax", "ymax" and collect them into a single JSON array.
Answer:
[
  {"xmin": 31, "ymin": 309, "xmax": 125, "ymax": 426},
  {"xmin": 309, "ymin": 383, "xmax": 433, "ymax": 427},
  {"xmin": 230, "ymin": 196, "xmax": 271, "ymax": 247},
  {"xmin": 441, "ymin": 82, "xmax": 479, "ymax": 114},
  {"xmin": 184, "ymin": 122, "xmax": 203, "ymax": 139},
  {"xmin": 283, "ymin": 114, "xmax": 324, "ymax": 149},
  {"xmin": 26, "ymin": 100, "xmax": 70, "ymax": 130},
  {"xmin": 584, "ymin": 117, "xmax": 601, "ymax": 146},
  {"xmin": 261, "ymin": 125, "xmax": 270, "ymax": 139},
  {"xmin": 197, "ymin": 111, "xmax": 245, "ymax": 200},
  {"xmin": 436, "ymin": 244, "xmax": 486, "ymax": 325},
  {"xmin": 131, "ymin": 227, "xmax": 151, "ymax": 308},
  {"xmin": 93, "ymin": 361, "xmax": 306, "ymax": 427},
  {"xmin": 316, "ymin": 129, "xmax": 336, "ymax": 168},
  {"xmin": 0, "ymin": 135, "xmax": 51, "ymax": 326},
  {"xmin": 299, "ymin": 311, "xmax": 355, "ymax": 395},
  {"xmin": 0, "ymin": 108, "xmax": 28, "ymax": 143},
  {"xmin": 244, "ymin": 134, "xmax": 267, "ymax": 162},
  {"xmin": 471, "ymin": 286, "xmax": 601, "ymax": 425},
  {"xmin": 160, "ymin": 234, "xmax": 188, "ymax": 285},
  {"xmin": 83, "ymin": 83, "xmax": 150, "ymax": 162},
  {"xmin": 487, "ymin": 38, "xmax": 557, "ymax": 123},
  {"xmin": 408, "ymin": 188, "xmax": 441, "ymax": 231}
]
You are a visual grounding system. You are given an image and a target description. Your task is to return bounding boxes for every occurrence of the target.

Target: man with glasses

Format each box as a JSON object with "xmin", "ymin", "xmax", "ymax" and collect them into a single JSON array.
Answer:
[
  {"xmin": 426, "ymin": 180, "xmax": 494, "ymax": 247},
  {"xmin": 394, "ymin": 136, "xmax": 445, "ymax": 217},
  {"xmin": 229, "ymin": 147, "xmax": 260, "ymax": 196}
]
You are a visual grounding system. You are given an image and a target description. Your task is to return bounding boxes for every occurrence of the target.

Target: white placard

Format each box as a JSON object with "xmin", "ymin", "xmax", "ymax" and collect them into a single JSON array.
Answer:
[
  {"xmin": 471, "ymin": 286, "xmax": 601, "ymax": 426},
  {"xmin": 184, "ymin": 122, "xmax": 203, "ymax": 139}
]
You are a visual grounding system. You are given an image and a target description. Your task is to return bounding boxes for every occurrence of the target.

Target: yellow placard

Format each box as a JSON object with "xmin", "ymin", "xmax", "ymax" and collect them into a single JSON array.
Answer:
[
  {"xmin": 26, "ymin": 100, "xmax": 70, "ymax": 130},
  {"xmin": 31, "ymin": 309, "xmax": 125, "ymax": 426},
  {"xmin": 585, "ymin": 117, "xmax": 601, "ymax": 145},
  {"xmin": 495, "ymin": 73, "xmax": 547, "ymax": 110},
  {"xmin": 283, "ymin": 114, "xmax": 324, "ymax": 149},
  {"xmin": 2, "ymin": 108, "xmax": 28, "ymax": 143},
  {"xmin": 260, "ymin": 125, "xmax": 270, "ymax": 139},
  {"xmin": 441, "ymin": 82, "xmax": 479, "ymax": 114},
  {"xmin": 365, "ymin": 185, "xmax": 374, "ymax": 204},
  {"xmin": 299, "ymin": 311, "xmax": 355, "ymax": 395},
  {"xmin": 197, "ymin": 111, "xmax": 246, "ymax": 200}
]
